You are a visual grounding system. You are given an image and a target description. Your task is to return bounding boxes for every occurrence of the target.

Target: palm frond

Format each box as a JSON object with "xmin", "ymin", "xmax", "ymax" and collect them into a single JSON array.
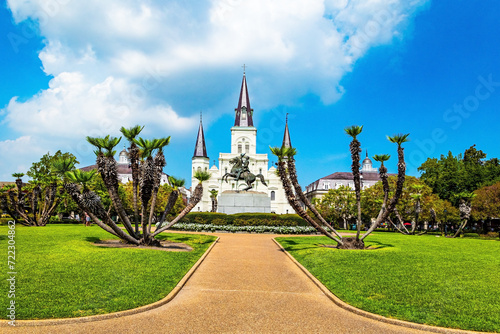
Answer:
[
  {"xmin": 168, "ymin": 176, "xmax": 185, "ymax": 188},
  {"xmin": 344, "ymin": 125, "xmax": 363, "ymax": 139},
  {"xmin": 194, "ymin": 170, "xmax": 211, "ymax": 183},
  {"xmin": 120, "ymin": 125, "xmax": 144, "ymax": 142},
  {"xmin": 373, "ymin": 154, "xmax": 390, "ymax": 162},
  {"xmin": 387, "ymin": 133, "xmax": 410, "ymax": 146}
]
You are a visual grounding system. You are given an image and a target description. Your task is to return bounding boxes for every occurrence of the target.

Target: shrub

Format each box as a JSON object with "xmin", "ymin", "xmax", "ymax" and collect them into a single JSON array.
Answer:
[
  {"xmin": 170, "ymin": 223, "xmax": 322, "ymax": 234},
  {"xmin": 180, "ymin": 212, "xmax": 308, "ymax": 227}
]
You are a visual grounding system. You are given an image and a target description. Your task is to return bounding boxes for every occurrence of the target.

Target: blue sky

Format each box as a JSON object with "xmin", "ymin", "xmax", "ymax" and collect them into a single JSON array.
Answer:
[{"xmin": 1, "ymin": 0, "xmax": 499, "ymax": 189}]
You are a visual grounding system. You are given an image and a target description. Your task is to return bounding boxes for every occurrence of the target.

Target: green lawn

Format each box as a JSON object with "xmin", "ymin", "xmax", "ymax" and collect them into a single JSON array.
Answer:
[
  {"xmin": 276, "ymin": 233, "xmax": 500, "ymax": 333},
  {"xmin": 0, "ymin": 224, "xmax": 216, "ymax": 320}
]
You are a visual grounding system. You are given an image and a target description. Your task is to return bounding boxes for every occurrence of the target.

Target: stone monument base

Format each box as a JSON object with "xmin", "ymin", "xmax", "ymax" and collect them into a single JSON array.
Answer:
[{"xmin": 218, "ymin": 191, "xmax": 271, "ymax": 214}]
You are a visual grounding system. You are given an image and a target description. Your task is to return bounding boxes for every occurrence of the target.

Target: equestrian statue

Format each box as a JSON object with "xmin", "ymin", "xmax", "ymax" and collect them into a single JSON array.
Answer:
[{"xmin": 221, "ymin": 153, "xmax": 268, "ymax": 191}]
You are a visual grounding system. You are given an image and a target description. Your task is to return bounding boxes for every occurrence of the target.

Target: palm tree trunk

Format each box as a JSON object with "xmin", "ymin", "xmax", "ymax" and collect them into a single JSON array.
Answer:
[
  {"xmin": 277, "ymin": 160, "xmax": 343, "ymax": 246},
  {"xmin": 158, "ymin": 190, "xmax": 179, "ymax": 227},
  {"xmin": 452, "ymin": 219, "xmax": 468, "ymax": 238},
  {"xmin": 147, "ymin": 153, "xmax": 166, "ymax": 236},
  {"xmin": 360, "ymin": 145, "xmax": 406, "ymax": 241},
  {"xmin": 287, "ymin": 157, "xmax": 343, "ymax": 240},
  {"xmin": 129, "ymin": 145, "xmax": 141, "ymax": 234},
  {"xmin": 361, "ymin": 165, "xmax": 389, "ymax": 239},
  {"xmin": 348, "ymin": 140, "xmax": 362, "ymax": 240},
  {"xmin": 387, "ymin": 217, "xmax": 407, "ymax": 234},
  {"xmin": 96, "ymin": 154, "xmax": 137, "ymax": 238},
  {"xmin": 64, "ymin": 183, "xmax": 139, "ymax": 244},
  {"xmin": 153, "ymin": 183, "xmax": 203, "ymax": 236}
]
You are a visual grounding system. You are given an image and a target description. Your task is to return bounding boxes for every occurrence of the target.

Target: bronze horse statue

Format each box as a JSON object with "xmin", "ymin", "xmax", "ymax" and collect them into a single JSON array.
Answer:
[{"xmin": 222, "ymin": 154, "xmax": 268, "ymax": 191}]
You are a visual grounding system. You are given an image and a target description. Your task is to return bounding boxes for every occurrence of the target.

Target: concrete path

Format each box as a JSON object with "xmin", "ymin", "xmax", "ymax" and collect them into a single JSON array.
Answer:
[{"xmin": 5, "ymin": 234, "xmax": 461, "ymax": 333}]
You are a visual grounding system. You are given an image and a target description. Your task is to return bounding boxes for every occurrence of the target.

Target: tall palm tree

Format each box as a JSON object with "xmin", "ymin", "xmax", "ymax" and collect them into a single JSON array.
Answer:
[
  {"xmin": 359, "ymin": 134, "xmax": 410, "ymax": 242},
  {"xmin": 153, "ymin": 170, "xmax": 210, "ymax": 236},
  {"xmin": 344, "ymin": 125, "xmax": 363, "ymax": 240},
  {"xmin": 362, "ymin": 154, "xmax": 391, "ymax": 237},
  {"xmin": 146, "ymin": 137, "xmax": 171, "ymax": 235},
  {"xmin": 387, "ymin": 133, "xmax": 410, "ymax": 210},
  {"xmin": 120, "ymin": 125, "xmax": 144, "ymax": 233},
  {"xmin": 87, "ymin": 135, "xmax": 137, "ymax": 238},
  {"xmin": 270, "ymin": 146, "xmax": 343, "ymax": 246}
]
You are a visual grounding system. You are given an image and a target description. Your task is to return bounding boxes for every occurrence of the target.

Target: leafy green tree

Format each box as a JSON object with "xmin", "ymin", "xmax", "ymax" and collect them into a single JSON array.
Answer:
[
  {"xmin": 418, "ymin": 145, "xmax": 500, "ymax": 205},
  {"xmin": 314, "ymin": 186, "xmax": 356, "ymax": 229},
  {"xmin": 6, "ymin": 152, "xmax": 77, "ymax": 226},
  {"xmin": 472, "ymin": 181, "xmax": 500, "ymax": 235}
]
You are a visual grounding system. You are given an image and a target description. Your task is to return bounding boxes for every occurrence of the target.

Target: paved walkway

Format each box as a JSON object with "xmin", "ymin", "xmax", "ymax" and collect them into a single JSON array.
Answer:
[{"xmin": 6, "ymin": 234, "xmax": 460, "ymax": 333}]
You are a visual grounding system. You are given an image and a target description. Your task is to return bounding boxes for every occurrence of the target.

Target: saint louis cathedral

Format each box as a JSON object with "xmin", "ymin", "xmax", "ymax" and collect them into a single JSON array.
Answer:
[{"xmin": 191, "ymin": 73, "xmax": 293, "ymax": 214}]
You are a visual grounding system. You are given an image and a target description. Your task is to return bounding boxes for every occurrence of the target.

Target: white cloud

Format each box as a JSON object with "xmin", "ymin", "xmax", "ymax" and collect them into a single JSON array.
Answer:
[
  {"xmin": 2, "ymin": 0, "xmax": 429, "ymax": 177},
  {"xmin": 0, "ymin": 136, "xmax": 45, "ymax": 179}
]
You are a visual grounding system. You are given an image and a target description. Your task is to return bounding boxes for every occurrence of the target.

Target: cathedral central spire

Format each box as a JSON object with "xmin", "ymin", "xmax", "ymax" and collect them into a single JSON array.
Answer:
[
  {"xmin": 234, "ymin": 72, "xmax": 254, "ymax": 127},
  {"xmin": 193, "ymin": 113, "xmax": 208, "ymax": 158}
]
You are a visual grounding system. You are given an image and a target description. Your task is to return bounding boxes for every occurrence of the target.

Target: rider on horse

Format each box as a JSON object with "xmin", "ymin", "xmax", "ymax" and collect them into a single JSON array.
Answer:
[{"xmin": 235, "ymin": 153, "xmax": 250, "ymax": 180}]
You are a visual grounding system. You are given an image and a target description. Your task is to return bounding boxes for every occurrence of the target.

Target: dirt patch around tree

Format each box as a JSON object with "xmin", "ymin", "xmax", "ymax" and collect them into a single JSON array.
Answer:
[{"xmin": 93, "ymin": 239, "xmax": 193, "ymax": 252}]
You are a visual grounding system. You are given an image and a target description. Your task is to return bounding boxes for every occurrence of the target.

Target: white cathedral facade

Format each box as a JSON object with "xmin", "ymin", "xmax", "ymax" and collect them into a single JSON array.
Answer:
[{"xmin": 191, "ymin": 74, "xmax": 294, "ymax": 215}]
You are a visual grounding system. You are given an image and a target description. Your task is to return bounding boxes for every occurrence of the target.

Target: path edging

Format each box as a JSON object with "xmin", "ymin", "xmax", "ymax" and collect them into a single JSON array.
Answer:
[
  {"xmin": 272, "ymin": 238, "xmax": 489, "ymax": 334},
  {"xmin": 2, "ymin": 237, "xmax": 219, "ymax": 327}
]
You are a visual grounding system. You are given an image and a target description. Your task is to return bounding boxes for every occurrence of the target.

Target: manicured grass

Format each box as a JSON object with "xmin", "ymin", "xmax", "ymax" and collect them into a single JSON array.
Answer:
[
  {"xmin": 0, "ymin": 224, "xmax": 216, "ymax": 319},
  {"xmin": 276, "ymin": 233, "xmax": 500, "ymax": 333}
]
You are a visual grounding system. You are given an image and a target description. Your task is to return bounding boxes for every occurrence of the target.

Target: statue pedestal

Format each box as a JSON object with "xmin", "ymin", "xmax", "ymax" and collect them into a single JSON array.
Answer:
[{"xmin": 218, "ymin": 191, "xmax": 271, "ymax": 214}]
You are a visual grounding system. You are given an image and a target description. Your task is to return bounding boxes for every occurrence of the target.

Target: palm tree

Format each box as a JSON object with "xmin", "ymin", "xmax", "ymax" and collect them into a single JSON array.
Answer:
[
  {"xmin": 64, "ymin": 169, "xmax": 139, "ymax": 244},
  {"xmin": 270, "ymin": 146, "xmax": 343, "ymax": 246},
  {"xmin": 453, "ymin": 192, "xmax": 475, "ymax": 238},
  {"xmin": 120, "ymin": 125, "xmax": 144, "ymax": 233},
  {"xmin": 87, "ymin": 135, "xmax": 137, "ymax": 238},
  {"xmin": 387, "ymin": 133, "xmax": 409, "ymax": 208},
  {"xmin": 359, "ymin": 134, "xmax": 409, "ymax": 242},
  {"xmin": 153, "ymin": 170, "xmax": 210, "ymax": 236},
  {"xmin": 410, "ymin": 184, "xmax": 424, "ymax": 234},
  {"xmin": 344, "ymin": 125, "xmax": 363, "ymax": 240},
  {"xmin": 209, "ymin": 189, "xmax": 218, "ymax": 212},
  {"xmin": 146, "ymin": 137, "xmax": 171, "ymax": 235},
  {"xmin": 0, "ymin": 185, "xmax": 22, "ymax": 225},
  {"xmin": 362, "ymin": 154, "xmax": 391, "ymax": 236},
  {"xmin": 157, "ymin": 176, "xmax": 185, "ymax": 228}
]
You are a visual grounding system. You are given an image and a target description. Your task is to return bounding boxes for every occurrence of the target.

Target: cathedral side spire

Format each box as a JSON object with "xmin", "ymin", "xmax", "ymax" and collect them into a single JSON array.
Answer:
[
  {"xmin": 193, "ymin": 114, "xmax": 208, "ymax": 158},
  {"xmin": 282, "ymin": 113, "xmax": 292, "ymax": 148},
  {"xmin": 234, "ymin": 72, "xmax": 254, "ymax": 127}
]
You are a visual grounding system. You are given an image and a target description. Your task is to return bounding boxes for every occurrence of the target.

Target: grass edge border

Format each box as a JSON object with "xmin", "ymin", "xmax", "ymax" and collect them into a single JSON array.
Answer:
[
  {"xmin": 272, "ymin": 238, "xmax": 491, "ymax": 334},
  {"xmin": 1, "ymin": 236, "xmax": 220, "ymax": 328}
]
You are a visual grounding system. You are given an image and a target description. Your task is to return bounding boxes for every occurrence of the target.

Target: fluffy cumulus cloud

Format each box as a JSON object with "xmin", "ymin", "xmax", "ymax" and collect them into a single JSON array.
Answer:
[{"xmin": 2, "ymin": 0, "xmax": 429, "ymax": 173}]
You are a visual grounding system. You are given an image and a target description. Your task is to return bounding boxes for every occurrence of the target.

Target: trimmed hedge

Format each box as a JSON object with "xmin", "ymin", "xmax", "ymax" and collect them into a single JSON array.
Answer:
[
  {"xmin": 180, "ymin": 212, "xmax": 308, "ymax": 227},
  {"xmin": 170, "ymin": 223, "xmax": 321, "ymax": 234}
]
